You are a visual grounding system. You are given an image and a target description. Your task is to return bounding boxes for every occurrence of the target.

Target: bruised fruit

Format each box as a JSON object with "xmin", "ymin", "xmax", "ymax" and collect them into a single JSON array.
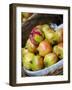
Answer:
[
  {"xmin": 29, "ymin": 25, "xmax": 44, "ymax": 45},
  {"xmin": 31, "ymin": 55, "xmax": 44, "ymax": 71},
  {"xmin": 37, "ymin": 40, "xmax": 52, "ymax": 56},
  {"xmin": 22, "ymin": 52, "xmax": 34, "ymax": 70},
  {"xmin": 44, "ymin": 53, "xmax": 58, "ymax": 67},
  {"xmin": 53, "ymin": 43, "xmax": 63, "ymax": 59},
  {"xmin": 22, "ymin": 23, "xmax": 63, "ymax": 71},
  {"xmin": 25, "ymin": 39, "xmax": 37, "ymax": 53}
]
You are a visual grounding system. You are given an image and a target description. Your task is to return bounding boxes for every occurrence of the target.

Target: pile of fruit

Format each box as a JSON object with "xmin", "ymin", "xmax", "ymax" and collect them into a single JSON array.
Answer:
[{"xmin": 22, "ymin": 24, "xmax": 63, "ymax": 71}]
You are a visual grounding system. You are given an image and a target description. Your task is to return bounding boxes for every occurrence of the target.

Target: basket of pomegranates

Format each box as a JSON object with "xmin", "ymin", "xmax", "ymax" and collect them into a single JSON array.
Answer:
[{"xmin": 22, "ymin": 14, "xmax": 63, "ymax": 76}]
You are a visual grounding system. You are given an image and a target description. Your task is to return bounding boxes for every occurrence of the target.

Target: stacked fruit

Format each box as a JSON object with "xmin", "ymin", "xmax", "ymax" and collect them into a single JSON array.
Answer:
[{"xmin": 22, "ymin": 24, "xmax": 63, "ymax": 71}]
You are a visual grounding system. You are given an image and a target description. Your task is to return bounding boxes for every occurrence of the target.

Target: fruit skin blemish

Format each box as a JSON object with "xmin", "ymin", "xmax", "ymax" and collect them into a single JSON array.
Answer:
[{"xmin": 22, "ymin": 24, "xmax": 63, "ymax": 71}]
